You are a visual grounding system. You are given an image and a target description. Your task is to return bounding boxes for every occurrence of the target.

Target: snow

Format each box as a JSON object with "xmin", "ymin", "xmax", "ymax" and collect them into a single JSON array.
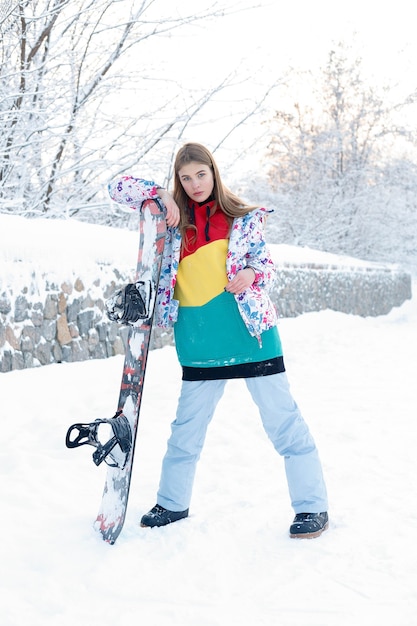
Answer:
[
  {"xmin": 1, "ymin": 214, "xmax": 416, "ymax": 626},
  {"xmin": 0, "ymin": 213, "xmax": 386, "ymax": 294},
  {"xmin": 271, "ymin": 243, "xmax": 392, "ymax": 270},
  {"xmin": 0, "ymin": 213, "xmax": 137, "ymax": 288}
]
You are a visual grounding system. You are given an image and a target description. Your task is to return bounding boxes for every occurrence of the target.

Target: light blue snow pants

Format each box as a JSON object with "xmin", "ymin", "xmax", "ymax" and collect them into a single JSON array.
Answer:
[{"xmin": 157, "ymin": 372, "xmax": 328, "ymax": 514}]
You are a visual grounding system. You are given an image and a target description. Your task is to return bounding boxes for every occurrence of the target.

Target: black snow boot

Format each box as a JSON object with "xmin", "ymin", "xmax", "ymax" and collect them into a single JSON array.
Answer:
[
  {"xmin": 289, "ymin": 512, "xmax": 329, "ymax": 539},
  {"xmin": 140, "ymin": 504, "xmax": 189, "ymax": 528}
]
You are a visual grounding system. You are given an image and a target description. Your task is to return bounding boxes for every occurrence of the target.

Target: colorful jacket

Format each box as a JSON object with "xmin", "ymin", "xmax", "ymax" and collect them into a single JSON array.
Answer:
[{"xmin": 108, "ymin": 176, "xmax": 278, "ymax": 341}]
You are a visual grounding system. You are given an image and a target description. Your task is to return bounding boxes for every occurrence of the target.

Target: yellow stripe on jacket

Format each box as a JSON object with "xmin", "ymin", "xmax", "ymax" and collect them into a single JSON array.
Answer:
[{"xmin": 174, "ymin": 239, "xmax": 228, "ymax": 307}]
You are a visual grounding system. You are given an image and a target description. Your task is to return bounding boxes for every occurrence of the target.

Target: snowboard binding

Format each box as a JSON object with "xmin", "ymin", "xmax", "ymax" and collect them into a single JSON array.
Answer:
[
  {"xmin": 65, "ymin": 410, "xmax": 132, "ymax": 469},
  {"xmin": 105, "ymin": 280, "xmax": 153, "ymax": 325}
]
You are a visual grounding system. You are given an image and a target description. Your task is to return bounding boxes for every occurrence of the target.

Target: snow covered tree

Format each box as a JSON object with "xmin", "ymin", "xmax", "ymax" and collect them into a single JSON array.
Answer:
[
  {"xmin": 0, "ymin": 0, "xmax": 270, "ymax": 221},
  {"xmin": 263, "ymin": 42, "xmax": 417, "ymax": 269}
]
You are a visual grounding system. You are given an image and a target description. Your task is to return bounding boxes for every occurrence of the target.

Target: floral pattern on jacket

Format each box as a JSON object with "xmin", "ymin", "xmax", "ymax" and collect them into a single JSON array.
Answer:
[
  {"xmin": 108, "ymin": 176, "xmax": 278, "ymax": 340},
  {"xmin": 227, "ymin": 208, "xmax": 278, "ymax": 338}
]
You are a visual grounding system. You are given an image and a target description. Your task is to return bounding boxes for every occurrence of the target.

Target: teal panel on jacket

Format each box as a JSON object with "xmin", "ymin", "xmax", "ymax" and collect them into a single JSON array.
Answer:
[{"xmin": 174, "ymin": 291, "xmax": 282, "ymax": 368}]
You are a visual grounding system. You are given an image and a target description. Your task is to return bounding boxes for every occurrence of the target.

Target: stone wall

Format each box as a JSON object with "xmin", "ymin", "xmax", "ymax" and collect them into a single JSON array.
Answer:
[
  {"xmin": 271, "ymin": 264, "xmax": 412, "ymax": 317},
  {"xmin": 0, "ymin": 261, "xmax": 412, "ymax": 373}
]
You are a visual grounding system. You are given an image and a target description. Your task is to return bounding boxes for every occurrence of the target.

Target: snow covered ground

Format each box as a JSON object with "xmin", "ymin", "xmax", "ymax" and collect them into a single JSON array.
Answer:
[{"xmin": 1, "ymin": 214, "xmax": 416, "ymax": 625}]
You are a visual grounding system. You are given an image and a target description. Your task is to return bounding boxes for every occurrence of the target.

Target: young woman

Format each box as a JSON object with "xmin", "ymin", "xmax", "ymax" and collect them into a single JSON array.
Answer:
[{"xmin": 109, "ymin": 143, "xmax": 329, "ymax": 539}]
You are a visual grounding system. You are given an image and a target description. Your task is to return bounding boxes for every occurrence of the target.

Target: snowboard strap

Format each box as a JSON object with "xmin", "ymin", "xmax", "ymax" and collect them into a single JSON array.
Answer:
[
  {"xmin": 105, "ymin": 280, "xmax": 153, "ymax": 325},
  {"xmin": 65, "ymin": 410, "xmax": 132, "ymax": 469}
]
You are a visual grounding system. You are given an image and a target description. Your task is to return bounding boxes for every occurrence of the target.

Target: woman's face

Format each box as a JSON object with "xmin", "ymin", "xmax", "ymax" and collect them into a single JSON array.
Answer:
[{"xmin": 177, "ymin": 161, "xmax": 214, "ymax": 203}]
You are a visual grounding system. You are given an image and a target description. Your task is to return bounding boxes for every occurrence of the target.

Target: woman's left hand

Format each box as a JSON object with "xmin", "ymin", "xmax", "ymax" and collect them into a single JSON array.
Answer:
[{"xmin": 224, "ymin": 268, "xmax": 256, "ymax": 295}]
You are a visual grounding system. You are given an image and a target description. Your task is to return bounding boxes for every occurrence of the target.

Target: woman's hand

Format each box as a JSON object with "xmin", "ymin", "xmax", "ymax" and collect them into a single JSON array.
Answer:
[
  {"xmin": 224, "ymin": 268, "xmax": 256, "ymax": 295},
  {"xmin": 157, "ymin": 189, "xmax": 180, "ymax": 227}
]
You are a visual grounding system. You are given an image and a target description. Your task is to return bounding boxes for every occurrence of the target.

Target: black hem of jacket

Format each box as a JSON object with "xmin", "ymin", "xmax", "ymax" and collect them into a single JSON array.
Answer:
[{"xmin": 181, "ymin": 356, "xmax": 285, "ymax": 381}]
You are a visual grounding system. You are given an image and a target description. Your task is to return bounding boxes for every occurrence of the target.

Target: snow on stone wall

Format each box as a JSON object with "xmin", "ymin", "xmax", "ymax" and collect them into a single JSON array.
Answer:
[
  {"xmin": 1, "ymin": 215, "xmax": 411, "ymax": 372},
  {"xmin": 0, "ymin": 260, "xmax": 412, "ymax": 372},
  {"xmin": 272, "ymin": 265, "xmax": 412, "ymax": 318}
]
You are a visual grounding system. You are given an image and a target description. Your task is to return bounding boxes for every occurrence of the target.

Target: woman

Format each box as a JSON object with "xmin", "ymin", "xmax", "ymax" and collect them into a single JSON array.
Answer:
[{"xmin": 109, "ymin": 143, "xmax": 328, "ymax": 539}]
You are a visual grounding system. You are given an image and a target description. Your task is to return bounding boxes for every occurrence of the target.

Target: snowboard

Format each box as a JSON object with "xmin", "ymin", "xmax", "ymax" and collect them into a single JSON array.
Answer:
[{"xmin": 66, "ymin": 195, "xmax": 166, "ymax": 544}]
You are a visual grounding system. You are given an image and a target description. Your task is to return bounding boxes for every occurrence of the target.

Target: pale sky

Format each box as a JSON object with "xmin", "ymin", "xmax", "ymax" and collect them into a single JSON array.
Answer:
[
  {"xmin": 126, "ymin": 0, "xmax": 417, "ymax": 172},
  {"xmin": 156, "ymin": 0, "xmax": 416, "ymax": 97}
]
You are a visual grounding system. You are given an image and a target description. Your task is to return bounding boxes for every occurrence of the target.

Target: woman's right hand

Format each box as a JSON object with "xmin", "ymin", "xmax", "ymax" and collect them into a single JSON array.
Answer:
[{"xmin": 157, "ymin": 189, "xmax": 180, "ymax": 227}]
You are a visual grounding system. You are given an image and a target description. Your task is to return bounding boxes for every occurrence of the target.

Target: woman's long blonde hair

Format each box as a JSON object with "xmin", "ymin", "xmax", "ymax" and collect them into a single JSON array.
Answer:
[{"xmin": 172, "ymin": 143, "xmax": 257, "ymax": 242}]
